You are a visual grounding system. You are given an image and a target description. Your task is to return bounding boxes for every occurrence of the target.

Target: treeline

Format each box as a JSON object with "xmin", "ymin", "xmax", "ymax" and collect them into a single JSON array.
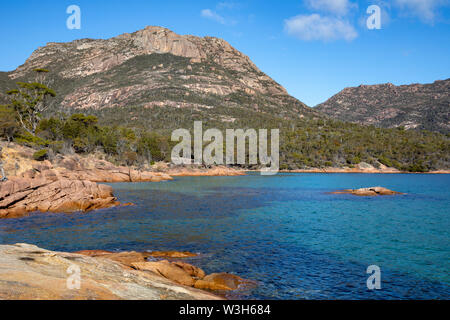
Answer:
[
  {"xmin": 1, "ymin": 69, "xmax": 449, "ymax": 172},
  {"xmin": 2, "ymin": 105, "xmax": 449, "ymax": 172},
  {"xmin": 279, "ymin": 118, "xmax": 450, "ymax": 172},
  {"xmin": 84, "ymin": 104, "xmax": 450, "ymax": 172},
  {"xmin": 0, "ymin": 107, "xmax": 173, "ymax": 166}
]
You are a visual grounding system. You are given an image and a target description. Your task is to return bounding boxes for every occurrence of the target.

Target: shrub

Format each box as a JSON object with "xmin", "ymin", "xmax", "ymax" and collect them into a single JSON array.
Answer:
[
  {"xmin": 48, "ymin": 141, "xmax": 64, "ymax": 154},
  {"xmin": 72, "ymin": 137, "xmax": 88, "ymax": 153},
  {"xmin": 0, "ymin": 105, "xmax": 20, "ymax": 142},
  {"xmin": 378, "ymin": 156, "xmax": 393, "ymax": 168},
  {"xmin": 33, "ymin": 149, "xmax": 48, "ymax": 161},
  {"xmin": 123, "ymin": 151, "xmax": 138, "ymax": 166},
  {"xmin": 407, "ymin": 162, "xmax": 428, "ymax": 173},
  {"xmin": 15, "ymin": 132, "xmax": 50, "ymax": 148}
]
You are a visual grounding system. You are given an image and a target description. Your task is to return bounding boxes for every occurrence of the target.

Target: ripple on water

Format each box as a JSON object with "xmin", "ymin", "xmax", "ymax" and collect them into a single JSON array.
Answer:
[{"xmin": 0, "ymin": 174, "xmax": 449, "ymax": 299}]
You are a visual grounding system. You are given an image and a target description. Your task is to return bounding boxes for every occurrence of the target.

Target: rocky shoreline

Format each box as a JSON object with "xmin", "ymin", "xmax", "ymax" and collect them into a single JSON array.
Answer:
[
  {"xmin": 279, "ymin": 161, "xmax": 449, "ymax": 174},
  {"xmin": 74, "ymin": 249, "xmax": 254, "ymax": 292},
  {"xmin": 0, "ymin": 178, "xmax": 118, "ymax": 219},
  {"xmin": 0, "ymin": 155, "xmax": 172, "ymax": 219},
  {"xmin": 0, "ymin": 142, "xmax": 446, "ymax": 218},
  {"xmin": 0, "ymin": 142, "xmax": 244, "ymax": 219},
  {"xmin": 0, "ymin": 243, "xmax": 241, "ymax": 300},
  {"xmin": 167, "ymin": 166, "xmax": 246, "ymax": 177},
  {"xmin": 281, "ymin": 169, "xmax": 449, "ymax": 174}
]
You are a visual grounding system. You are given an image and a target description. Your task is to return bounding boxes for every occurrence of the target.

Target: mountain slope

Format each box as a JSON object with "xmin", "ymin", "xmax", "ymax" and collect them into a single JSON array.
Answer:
[
  {"xmin": 316, "ymin": 80, "xmax": 450, "ymax": 133},
  {"xmin": 6, "ymin": 26, "xmax": 317, "ymax": 129},
  {"xmin": 0, "ymin": 72, "xmax": 14, "ymax": 105},
  {"xmin": 1, "ymin": 26, "xmax": 449, "ymax": 172}
]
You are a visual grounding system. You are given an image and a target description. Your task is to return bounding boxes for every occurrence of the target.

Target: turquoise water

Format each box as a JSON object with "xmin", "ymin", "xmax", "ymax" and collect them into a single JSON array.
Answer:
[{"xmin": 1, "ymin": 173, "xmax": 449, "ymax": 299}]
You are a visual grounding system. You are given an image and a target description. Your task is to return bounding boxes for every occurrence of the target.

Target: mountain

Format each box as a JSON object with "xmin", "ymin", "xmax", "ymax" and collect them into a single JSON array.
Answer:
[
  {"xmin": 316, "ymin": 80, "xmax": 450, "ymax": 133},
  {"xmin": 0, "ymin": 72, "xmax": 13, "ymax": 105},
  {"xmin": 3, "ymin": 26, "xmax": 318, "ymax": 130},
  {"xmin": 1, "ymin": 26, "xmax": 449, "ymax": 172}
]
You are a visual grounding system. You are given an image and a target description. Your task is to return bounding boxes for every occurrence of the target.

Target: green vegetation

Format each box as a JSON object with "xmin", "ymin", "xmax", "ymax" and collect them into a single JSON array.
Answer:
[
  {"xmin": 80, "ymin": 103, "xmax": 449, "ymax": 172},
  {"xmin": 35, "ymin": 113, "xmax": 173, "ymax": 166},
  {"xmin": 1, "ymin": 70, "xmax": 449, "ymax": 172},
  {"xmin": 0, "ymin": 105, "xmax": 19, "ymax": 142},
  {"xmin": 279, "ymin": 118, "xmax": 449, "ymax": 172},
  {"xmin": 2, "ymin": 109, "xmax": 447, "ymax": 172},
  {"xmin": 33, "ymin": 149, "xmax": 48, "ymax": 161},
  {"xmin": 6, "ymin": 69, "xmax": 56, "ymax": 135}
]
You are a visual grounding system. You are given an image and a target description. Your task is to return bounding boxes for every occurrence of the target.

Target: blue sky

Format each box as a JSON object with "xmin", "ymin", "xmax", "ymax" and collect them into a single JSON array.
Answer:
[{"xmin": 0, "ymin": 0, "xmax": 449, "ymax": 106}]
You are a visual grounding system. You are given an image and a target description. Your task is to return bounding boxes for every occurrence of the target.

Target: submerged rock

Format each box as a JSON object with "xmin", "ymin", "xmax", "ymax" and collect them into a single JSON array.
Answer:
[{"xmin": 331, "ymin": 187, "xmax": 404, "ymax": 196}]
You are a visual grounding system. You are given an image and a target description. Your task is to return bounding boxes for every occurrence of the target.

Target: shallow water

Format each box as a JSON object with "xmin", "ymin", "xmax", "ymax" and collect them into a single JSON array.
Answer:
[{"xmin": 1, "ymin": 173, "xmax": 449, "ymax": 299}]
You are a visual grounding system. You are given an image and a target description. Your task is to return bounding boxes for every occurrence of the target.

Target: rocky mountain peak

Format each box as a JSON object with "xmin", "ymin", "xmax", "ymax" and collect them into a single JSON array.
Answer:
[
  {"xmin": 118, "ymin": 26, "xmax": 206, "ymax": 60},
  {"xmin": 4, "ymin": 26, "xmax": 307, "ymax": 125},
  {"xmin": 316, "ymin": 79, "xmax": 450, "ymax": 133},
  {"xmin": 11, "ymin": 26, "xmax": 269, "ymax": 84}
]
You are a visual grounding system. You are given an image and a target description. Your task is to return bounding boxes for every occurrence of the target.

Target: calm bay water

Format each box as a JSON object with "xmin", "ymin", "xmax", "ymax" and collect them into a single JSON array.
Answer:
[{"xmin": 1, "ymin": 173, "xmax": 449, "ymax": 299}]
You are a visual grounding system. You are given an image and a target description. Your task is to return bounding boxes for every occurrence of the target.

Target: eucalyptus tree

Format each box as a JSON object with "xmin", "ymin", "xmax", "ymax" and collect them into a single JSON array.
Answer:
[{"xmin": 6, "ymin": 69, "xmax": 56, "ymax": 135}]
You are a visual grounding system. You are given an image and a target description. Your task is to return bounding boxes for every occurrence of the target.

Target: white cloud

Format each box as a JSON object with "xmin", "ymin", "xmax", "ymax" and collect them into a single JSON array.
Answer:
[
  {"xmin": 217, "ymin": 2, "xmax": 239, "ymax": 10},
  {"xmin": 201, "ymin": 9, "xmax": 226, "ymax": 24},
  {"xmin": 285, "ymin": 14, "xmax": 358, "ymax": 42},
  {"xmin": 394, "ymin": 0, "xmax": 449, "ymax": 23},
  {"xmin": 304, "ymin": 0, "xmax": 357, "ymax": 16}
]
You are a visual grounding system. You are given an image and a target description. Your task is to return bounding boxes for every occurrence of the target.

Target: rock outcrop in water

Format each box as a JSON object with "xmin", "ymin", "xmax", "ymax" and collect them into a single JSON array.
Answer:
[
  {"xmin": 0, "ymin": 142, "xmax": 246, "ymax": 219},
  {"xmin": 75, "ymin": 249, "xmax": 253, "ymax": 292},
  {"xmin": 194, "ymin": 273, "xmax": 250, "ymax": 291},
  {"xmin": 0, "ymin": 142, "xmax": 171, "ymax": 218},
  {"xmin": 0, "ymin": 178, "xmax": 118, "ymax": 219},
  {"xmin": 0, "ymin": 243, "xmax": 220, "ymax": 300},
  {"xmin": 331, "ymin": 187, "xmax": 404, "ymax": 196}
]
